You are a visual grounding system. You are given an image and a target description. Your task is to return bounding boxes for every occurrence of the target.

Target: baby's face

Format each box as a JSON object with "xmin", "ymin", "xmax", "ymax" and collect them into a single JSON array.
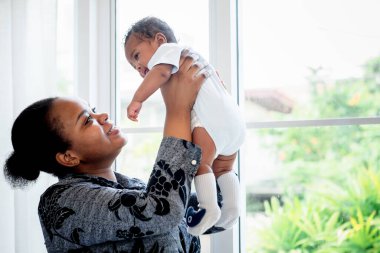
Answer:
[{"xmin": 124, "ymin": 35, "xmax": 159, "ymax": 78}]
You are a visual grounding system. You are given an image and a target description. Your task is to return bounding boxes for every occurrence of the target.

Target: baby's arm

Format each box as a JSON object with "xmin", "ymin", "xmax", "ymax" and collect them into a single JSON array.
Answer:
[{"xmin": 127, "ymin": 64, "xmax": 173, "ymax": 121}]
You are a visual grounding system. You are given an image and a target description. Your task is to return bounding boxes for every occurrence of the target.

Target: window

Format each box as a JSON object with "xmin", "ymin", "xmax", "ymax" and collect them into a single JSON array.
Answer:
[
  {"xmin": 114, "ymin": 1, "xmax": 212, "ymax": 252},
  {"xmin": 239, "ymin": 1, "xmax": 380, "ymax": 252},
  {"xmin": 115, "ymin": 0, "xmax": 209, "ymax": 181}
]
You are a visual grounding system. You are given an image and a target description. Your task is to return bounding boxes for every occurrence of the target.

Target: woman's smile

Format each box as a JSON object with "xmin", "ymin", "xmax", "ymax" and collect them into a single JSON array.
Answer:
[{"xmin": 106, "ymin": 125, "xmax": 120, "ymax": 136}]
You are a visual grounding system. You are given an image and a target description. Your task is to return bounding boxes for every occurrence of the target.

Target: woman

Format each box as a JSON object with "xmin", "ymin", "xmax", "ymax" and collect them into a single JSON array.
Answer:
[{"xmin": 4, "ymin": 54, "xmax": 219, "ymax": 252}]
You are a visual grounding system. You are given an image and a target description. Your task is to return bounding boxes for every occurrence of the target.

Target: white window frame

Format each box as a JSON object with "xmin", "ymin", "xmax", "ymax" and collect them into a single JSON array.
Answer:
[
  {"xmin": 85, "ymin": 0, "xmax": 242, "ymax": 252},
  {"xmin": 208, "ymin": 0, "xmax": 242, "ymax": 252},
  {"xmin": 75, "ymin": 1, "xmax": 380, "ymax": 253},
  {"xmin": 74, "ymin": 0, "xmax": 114, "ymax": 116},
  {"xmin": 208, "ymin": 1, "xmax": 380, "ymax": 253},
  {"xmin": 236, "ymin": 1, "xmax": 380, "ymax": 253}
]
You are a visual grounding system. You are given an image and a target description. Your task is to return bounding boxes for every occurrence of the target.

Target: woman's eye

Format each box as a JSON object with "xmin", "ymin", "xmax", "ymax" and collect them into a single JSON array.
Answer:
[
  {"xmin": 85, "ymin": 115, "xmax": 93, "ymax": 125},
  {"xmin": 134, "ymin": 53, "xmax": 139, "ymax": 61}
]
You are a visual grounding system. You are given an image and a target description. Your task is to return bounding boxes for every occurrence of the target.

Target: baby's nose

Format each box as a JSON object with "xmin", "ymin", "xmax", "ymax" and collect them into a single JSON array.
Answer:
[{"xmin": 134, "ymin": 62, "xmax": 141, "ymax": 71}]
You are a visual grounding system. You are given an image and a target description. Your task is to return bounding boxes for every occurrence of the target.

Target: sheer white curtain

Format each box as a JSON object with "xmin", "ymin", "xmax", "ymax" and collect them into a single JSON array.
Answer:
[
  {"xmin": 0, "ymin": 0, "xmax": 58, "ymax": 252},
  {"xmin": 0, "ymin": 0, "xmax": 113, "ymax": 252}
]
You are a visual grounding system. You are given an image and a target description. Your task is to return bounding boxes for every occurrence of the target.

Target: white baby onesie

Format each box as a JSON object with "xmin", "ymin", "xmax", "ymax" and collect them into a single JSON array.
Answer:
[{"xmin": 148, "ymin": 43, "xmax": 246, "ymax": 156}]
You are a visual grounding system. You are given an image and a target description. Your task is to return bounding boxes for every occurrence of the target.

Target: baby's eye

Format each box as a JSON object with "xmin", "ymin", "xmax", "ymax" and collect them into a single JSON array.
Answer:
[{"xmin": 134, "ymin": 53, "xmax": 139, "ymax": 61}]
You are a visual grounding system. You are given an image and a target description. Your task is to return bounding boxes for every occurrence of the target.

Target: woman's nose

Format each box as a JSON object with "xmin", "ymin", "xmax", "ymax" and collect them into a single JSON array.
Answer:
[{"xmin": 97, "ymin": 113, "xmax": 109, "ymax": 124}]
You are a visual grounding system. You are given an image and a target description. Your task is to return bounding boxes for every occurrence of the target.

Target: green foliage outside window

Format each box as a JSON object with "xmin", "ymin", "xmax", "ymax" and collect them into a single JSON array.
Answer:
[{"xmin": 250, "ymin": 56, "xmax": 380, "ymax": 252}]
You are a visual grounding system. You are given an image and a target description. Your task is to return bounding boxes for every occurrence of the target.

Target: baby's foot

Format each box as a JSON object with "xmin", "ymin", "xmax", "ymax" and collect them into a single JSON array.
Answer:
[
  {"xmin": 214, "ymin": 207, "xmax": 239, "ymax": 229},
  {"xmin": 186, "ymin": 206, "xmax": 221, "ymax": 236},
  {"xmin": 214, "ymin": 172, "xmax": 241, "ymax": 229}
]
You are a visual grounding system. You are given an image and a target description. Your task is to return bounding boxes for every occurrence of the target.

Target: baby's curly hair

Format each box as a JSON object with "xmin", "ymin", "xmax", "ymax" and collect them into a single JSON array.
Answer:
[{"xmin": 123, "ymin": 16, "xmax": 177, "ymax": 46}]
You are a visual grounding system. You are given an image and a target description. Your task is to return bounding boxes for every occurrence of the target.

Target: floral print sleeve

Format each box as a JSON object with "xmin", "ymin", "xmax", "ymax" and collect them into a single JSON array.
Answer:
[{"xmin": 38, "ymin": 137, "xmax": 201, "ymax": 252}]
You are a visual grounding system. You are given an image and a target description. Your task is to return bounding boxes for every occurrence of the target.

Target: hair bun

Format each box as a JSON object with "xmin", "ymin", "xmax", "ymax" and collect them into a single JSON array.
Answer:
[{"xmin": 4, "ymin": 151, "xmax": 40, "ymax": 187}]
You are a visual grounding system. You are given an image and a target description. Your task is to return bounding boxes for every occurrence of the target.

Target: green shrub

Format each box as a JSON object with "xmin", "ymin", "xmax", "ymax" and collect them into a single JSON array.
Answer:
[{"xmin": 251, "ymin": 168, "xmax": 380, "ymax": 252}]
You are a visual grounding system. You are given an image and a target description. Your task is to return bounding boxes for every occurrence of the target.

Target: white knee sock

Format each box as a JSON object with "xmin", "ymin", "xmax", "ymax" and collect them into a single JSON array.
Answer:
[
  {"xmin": 215, "ymin": 172, "xmax": 241, "ymax": 229},
  {"xmin": 187, "ymin": 173, "xmax": 221, "ymax": 236}
]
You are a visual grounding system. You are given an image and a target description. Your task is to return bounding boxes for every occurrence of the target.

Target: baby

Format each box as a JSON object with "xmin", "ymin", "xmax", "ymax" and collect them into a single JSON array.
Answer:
[{"xmin": 124, "ymin": 16, "xmax": 246, "ymax": 236}]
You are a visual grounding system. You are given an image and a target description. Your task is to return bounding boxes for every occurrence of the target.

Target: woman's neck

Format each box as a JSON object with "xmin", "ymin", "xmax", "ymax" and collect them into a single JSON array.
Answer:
[
  {"xmin": 90, "ymin": 169, "xmax": 117, "ymax": 182},
  {"xmin": 74, "ymin": 165, "xmax": 117, "ymax": 182}
]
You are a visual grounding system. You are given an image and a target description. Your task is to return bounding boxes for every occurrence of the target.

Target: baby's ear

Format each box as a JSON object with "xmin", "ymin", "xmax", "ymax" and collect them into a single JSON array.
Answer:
[{"xmin": 155, "ymin": 32, "xmax": 167, "ymax": 44}]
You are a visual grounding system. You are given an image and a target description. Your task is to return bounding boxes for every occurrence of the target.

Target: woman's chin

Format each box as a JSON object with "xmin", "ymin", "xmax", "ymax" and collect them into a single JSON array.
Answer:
[
  {"xmin": 113, "ymin": 131, "xmax": 127, "ymax": 146},
  {"xmin": 119, "ymin": 135, "xmax": 128, "ymax": 148}
]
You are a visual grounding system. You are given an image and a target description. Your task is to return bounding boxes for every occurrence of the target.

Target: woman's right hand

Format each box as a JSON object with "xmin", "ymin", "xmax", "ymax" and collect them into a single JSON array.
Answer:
[
  {"xmin": 161, "ymin": 50, "xmax": 208, "ymax": 114},
  {"xmin": 161, "ymin": 50, "xmax": 209, "ymax": 141}
]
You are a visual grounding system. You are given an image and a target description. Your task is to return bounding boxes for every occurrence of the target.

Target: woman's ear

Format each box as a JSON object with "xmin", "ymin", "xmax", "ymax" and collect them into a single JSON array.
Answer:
[
  {"xmin": 56, "ymin": 151, "xmax": 80, "ymax": 167},
  {"xmin": 155, "ymin": 32, "xmax": 167, "ymax": 45}
]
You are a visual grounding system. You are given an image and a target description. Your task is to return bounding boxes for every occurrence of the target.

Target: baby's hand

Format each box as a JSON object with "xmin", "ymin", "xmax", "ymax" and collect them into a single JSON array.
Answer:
[{"xmin": 127, "ymin": 101, "xmax": 142, "ymax": 122}]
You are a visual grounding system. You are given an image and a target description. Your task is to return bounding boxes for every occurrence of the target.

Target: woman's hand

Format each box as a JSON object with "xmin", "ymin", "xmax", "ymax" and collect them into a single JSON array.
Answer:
[
  {"xmin": 162, "ymin": 50, "xmax": 209, "ymax": 140},
  {"xmin": 161, "ymin": 50, "xmax": 207, "ymax": 112}
]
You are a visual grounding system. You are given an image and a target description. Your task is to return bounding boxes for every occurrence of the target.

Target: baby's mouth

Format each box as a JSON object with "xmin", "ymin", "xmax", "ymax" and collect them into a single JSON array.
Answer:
[{"xmin": 143, "ymin": 68, "xmax": 149, "ymax": 77}]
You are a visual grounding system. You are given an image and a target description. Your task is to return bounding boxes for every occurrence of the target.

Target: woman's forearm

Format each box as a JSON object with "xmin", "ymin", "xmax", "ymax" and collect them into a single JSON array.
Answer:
[{"xmin": 163, "ymin": 109, "xmax": 192, "ymax": 141}]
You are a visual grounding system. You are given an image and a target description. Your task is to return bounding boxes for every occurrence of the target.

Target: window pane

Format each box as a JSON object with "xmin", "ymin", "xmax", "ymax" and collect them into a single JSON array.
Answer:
[
  {"xmin": 116, "ymin": 0, "xmax": 209, "ymax": 129},
  {"xmin": 115, "ymin": 3, "xmax": 210, "ymax": 251},
  {"xmin": 240, "ymin": 0, "xmax": 380, "ymax": 122},
  {"xmin": 244, "ymin": 125, "xmax": 380, "ymax": 252},
  {"xmin": 117, "ymin": 132, "xmax": 162, "ymax": 181}
]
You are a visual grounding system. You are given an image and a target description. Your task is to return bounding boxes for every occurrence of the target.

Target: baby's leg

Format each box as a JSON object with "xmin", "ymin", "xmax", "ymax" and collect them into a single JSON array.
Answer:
[
  {"xmin": 213, "ymin": 153, "xmax": 241, "ymax": 229},
  {"xmin": 186, "ymin": 127, "xmax": 221, "ymax": 236}
]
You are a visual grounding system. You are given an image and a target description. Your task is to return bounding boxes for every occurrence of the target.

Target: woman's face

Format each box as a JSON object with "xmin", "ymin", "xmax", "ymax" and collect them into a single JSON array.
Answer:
[{"xmin": 51, "ymin": 97, "xmax": 127, "ymax": 165}]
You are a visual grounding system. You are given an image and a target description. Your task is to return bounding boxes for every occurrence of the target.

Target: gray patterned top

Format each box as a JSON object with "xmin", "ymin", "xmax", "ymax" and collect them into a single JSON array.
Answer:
[{"xmin": 38, "ymin": 137, "xmax": 202, "ymax": 253}]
